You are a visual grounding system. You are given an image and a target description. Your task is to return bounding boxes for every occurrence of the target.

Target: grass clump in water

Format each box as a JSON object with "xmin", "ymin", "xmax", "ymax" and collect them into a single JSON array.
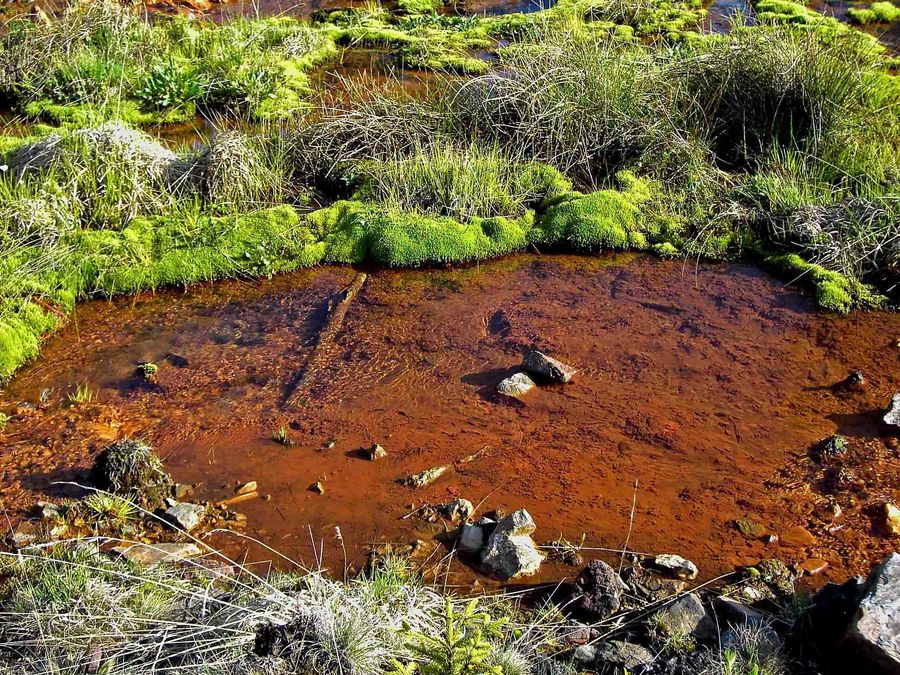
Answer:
[{"xmin": 88, "ymin": 439, "xmax": 173, "ymax": 509}]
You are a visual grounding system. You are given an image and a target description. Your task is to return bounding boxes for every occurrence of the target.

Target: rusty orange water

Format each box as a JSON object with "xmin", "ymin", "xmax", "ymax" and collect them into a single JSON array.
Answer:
[{"xmin": 2, "ymin": 254, "xmax": 899, "ymax": 585}]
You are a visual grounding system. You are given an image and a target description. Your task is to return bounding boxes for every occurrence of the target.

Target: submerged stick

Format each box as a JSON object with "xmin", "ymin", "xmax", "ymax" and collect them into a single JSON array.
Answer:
[{"xmin": 281, "ymin": 271, "xmax": 368, "ymax": 408}]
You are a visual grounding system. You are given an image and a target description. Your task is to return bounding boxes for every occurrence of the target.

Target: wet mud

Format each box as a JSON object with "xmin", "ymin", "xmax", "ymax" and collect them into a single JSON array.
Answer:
[{"xmin": 2, "ymin": 254, "xmax": 899, "ymax": 585}]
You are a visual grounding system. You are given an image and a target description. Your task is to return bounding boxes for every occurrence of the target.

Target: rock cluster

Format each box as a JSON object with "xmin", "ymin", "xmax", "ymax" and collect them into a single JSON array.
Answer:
[
  {"xmin": 455, "ymin": 508, "xmax": 545, "ymax": 579},
  {"xmin": 496, "ymin": 349, "xmax": 577, "ymax": 398}
]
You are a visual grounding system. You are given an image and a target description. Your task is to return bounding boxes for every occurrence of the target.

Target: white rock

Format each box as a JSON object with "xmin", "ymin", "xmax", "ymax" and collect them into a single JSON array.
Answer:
[
  {"xmin": 164, "ymin": 502, "xmax": 206, "ymax": 532},
  {"xmin": 652, "ymin": 554, "xmax": 698, "ymax": 580},
  {"xmin": 884, "ymin": 394, "xmax": 900, "ymax": 427},
  {"xmin": 480, "ymin": 534, "xmax": 544, "ymax": 579},
  {"xmin": 494, "ymin": 509, "xmax": 536, "ymax": 537},
  {"xmin": 497, "ymin": 372, "xmax": 536, "ymax": 398},
  {"xmin": 848, "ymin": 552, "xmax": 900, "ymax": 671}
]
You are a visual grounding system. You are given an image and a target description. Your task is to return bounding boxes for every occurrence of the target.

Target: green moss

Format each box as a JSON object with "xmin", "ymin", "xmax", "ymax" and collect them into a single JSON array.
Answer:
[
  {"xmin": 532, "ymin": 172, "xmax": 655, "ymax": 250},
  {"xmin": 766, "ymin": 253, "xmax": 880, "ymax": 313},
  {"xmin": 0, "ymin": 300, "xmax": 60, "ymax": 382},
  {"xmin": 848, "ymin": 1, "xmax": 900, "ymax": 23},
  {"xmin": 397, "ymin": 0, "xmax": 443, "ymax": 13},
  {"xmin": 305, "ymin": 200, "xmax": 533, "ymax": 266}
]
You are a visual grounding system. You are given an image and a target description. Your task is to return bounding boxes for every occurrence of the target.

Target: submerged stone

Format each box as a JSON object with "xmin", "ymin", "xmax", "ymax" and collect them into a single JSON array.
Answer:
[{"xmin": 403, "ymin": 466, "xmax": 447, "ymax": 488}]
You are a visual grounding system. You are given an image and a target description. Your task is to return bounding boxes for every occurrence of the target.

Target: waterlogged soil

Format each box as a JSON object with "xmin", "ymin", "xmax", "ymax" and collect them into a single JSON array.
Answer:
[{"xmin": 2, "ymin": 254, "xmax": 900, "ymax": 586}]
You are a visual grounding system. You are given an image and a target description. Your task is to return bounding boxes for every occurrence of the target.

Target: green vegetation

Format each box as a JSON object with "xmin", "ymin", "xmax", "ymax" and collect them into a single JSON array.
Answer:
[
  {"xmin": 0, "ymin": 2, "xmax": 339, "ymax": 124},
  {"xmin": 88, "ymin": 439, "xmax": 173, "ymax": 509},
  {"xmin": 0, "ymin": 544, "xmax": 564, "ymax": 675},
  {"xmin": 273, "ymin": 425, "xmax": 294, "ymax": 446},
  {"xmin": 0, "ymin": 4, "xmax": 897, "ymax": 383},
  {"xmin": 66, "ymin": 382, "xmax": 95, "ymax": 404},
  {"xmin": 848, "ymin": 1, "xmax": 900, "ymax": 24}
]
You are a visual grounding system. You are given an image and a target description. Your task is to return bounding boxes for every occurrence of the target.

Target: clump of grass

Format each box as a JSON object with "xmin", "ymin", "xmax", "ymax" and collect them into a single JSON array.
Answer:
[
  {"xmin": 0, "ymin": 542, "xmax": 566, "ymax": 675},
  {"xmin": 273, "ymin": 425, "xmax": 294, "ymax": 446},
  {"xmin": 88, "ymin": 439, "xmax": 173, "ymax": 508},
  {"xmin": 136, "ymin": 361, "xmax": 158, "ymax": 383},
  {"xmin": 82, "ymin": 492, "xmax": 137, "ymax": 524},
  {"xmin": 352, "ymin": 143, "xmax": 572, "ymax": 221},
  {"xmin": 66, "ymin": 382, "xmax": 94, "ymax": 404},
  {"xmin": 847, "ymin": 1, "xmax": 900, "ymax": 24}
]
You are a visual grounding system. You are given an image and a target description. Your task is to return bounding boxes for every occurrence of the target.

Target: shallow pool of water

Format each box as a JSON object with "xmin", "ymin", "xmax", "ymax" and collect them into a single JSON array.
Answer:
[{"xmin": 2, "ymin": 254, "xmax": 899, "ymax": 584}]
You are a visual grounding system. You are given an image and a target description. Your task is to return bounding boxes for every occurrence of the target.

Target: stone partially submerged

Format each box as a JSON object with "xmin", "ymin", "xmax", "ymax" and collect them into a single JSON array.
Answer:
[
  {"xmin": 497, "ymin": 372, "xmax": 536, "ymax": 398},
  {"xmin": 480, "ymin": 509, "xmax": 544, "ymax": 579},
  {"xmin": 522, "ymin": 349, "xmax": 577, "ymax": 383}
]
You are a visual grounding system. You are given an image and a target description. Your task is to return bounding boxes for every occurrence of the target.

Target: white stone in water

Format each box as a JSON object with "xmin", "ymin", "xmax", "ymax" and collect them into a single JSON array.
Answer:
[
  {"xmin": 403, "ymin": 466, "xmax": 447, "ymax": 488},
  {"xmin": 497, "ymin": 372, "xmax": 536, "ymax": 398},
  {"xmin": 494, "ymin": 509, "xmax": 537, "ymax": 537},
  {"xmin": 652, "ymin": 554, "xmax": 699, "ymax": 580},
  {"xmin": 481, "ymin": 534, "xmax": 544, "ymax": 579},
  {"xmin": 883, "ymin": 393, "xmax": 900, "ymax": 428}
]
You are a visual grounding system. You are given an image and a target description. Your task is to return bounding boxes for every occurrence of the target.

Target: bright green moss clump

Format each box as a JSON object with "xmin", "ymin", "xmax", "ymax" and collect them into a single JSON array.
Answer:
[
  {"xmin": 531, "ymin": 172, "xmax": 656, "ymax": 250},
  {"xmin": 306, "ymin": 201, "xmax": 533, "ymax": 266},
  {"xmin": 848, "ymin": 1, "xmax": 900, "ymax": 24},
  {"xmin": 766, "ymin": 253, "xmax": 880, "ymax": 313}
]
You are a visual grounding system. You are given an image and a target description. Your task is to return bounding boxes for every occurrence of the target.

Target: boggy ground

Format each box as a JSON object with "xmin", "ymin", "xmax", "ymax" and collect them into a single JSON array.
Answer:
[{"xmin": 2, "ymin": 253, "xmax": 898, "ymax": 585}]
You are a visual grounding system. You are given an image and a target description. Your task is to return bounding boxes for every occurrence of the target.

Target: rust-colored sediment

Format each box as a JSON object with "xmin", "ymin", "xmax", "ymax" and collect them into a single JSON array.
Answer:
[{"xmin": 2, "ymin": 254, "xmax": 899, "ymax": 586}]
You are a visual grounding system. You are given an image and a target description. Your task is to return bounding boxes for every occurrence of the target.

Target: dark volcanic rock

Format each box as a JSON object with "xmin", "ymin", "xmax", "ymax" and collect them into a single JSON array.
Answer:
[{"xmin": 570, "ymin": 559, "xmax": 628, "ymax": 620}]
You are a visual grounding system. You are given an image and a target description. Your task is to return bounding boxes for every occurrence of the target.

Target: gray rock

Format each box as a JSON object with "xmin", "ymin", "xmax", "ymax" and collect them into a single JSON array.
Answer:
[
  {"xmin": 654, "ymin": 593, "xmax": 717, "ymax": 641},
  {"xmin": 571, "ymin": 559, "xmax": 628, "ymax": 620},
  {"xmin": 884, "ymin": 394, "xmax": 900, "ymax": 428},
  {"xmin": 164, "ymin": 502, "xmax": 206, "ymax": 532},
  {"xmin": 713, "ymin": 595, "xmax": 767, "ymax": 626},
  {"xmin": 572, "ymin": 644, "xmax": 599, "ymax": 669},
  {"xmin": 458, "ymin": 523, "xmax": 485, "ymax": 554},
  {"xmin": 112, "ymin": 543, "xmax": 202, "ymax": 566},
  {"xmin": 403, "ymin": 466, "xmax": 447, "ymax": 488},
  {"xmin": 494, "ymin": 509, "xmax": 537, "ymax": 537},
  {"xmin": 651, "ymin": 554, "xmax": 698, "ymax": 580},
  {"xmin": 595, "ymin": 640, "xmax": 655, "ymax": 670},
  {"xmin": 497, "ymin": 372, "xmax": 536, "ymax": 398},
  {"xmin": 481, "ymin": 534, "xmax": 544, "ymax": 579},
  {"xmin": 847, "ymin": 552, "xmax": 900, "ymax": 672},
  {"xmin": 522, "ymin": 349, "xmax": 577, "ymax": 383}
]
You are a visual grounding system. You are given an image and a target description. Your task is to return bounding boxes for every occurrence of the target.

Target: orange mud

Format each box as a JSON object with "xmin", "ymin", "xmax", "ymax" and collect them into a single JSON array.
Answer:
[{"xmin": 2, "ymin": 254, "xmax": 899, "ymax": 586}]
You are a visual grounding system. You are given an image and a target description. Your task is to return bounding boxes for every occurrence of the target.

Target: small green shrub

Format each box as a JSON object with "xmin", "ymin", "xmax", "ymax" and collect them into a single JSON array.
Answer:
[
  {"xmin": 389, "ymin": 598, "xmax": 508, "ymax": 675},
  {"xmin": 135, "ymin": 61, "xmax": 202, "ymax": 112}
]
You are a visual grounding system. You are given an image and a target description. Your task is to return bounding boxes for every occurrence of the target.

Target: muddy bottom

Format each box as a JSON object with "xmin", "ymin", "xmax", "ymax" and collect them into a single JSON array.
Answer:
[{"xmin": 2, "ymin": 254, "xmax": 899, "ymax": 586}]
